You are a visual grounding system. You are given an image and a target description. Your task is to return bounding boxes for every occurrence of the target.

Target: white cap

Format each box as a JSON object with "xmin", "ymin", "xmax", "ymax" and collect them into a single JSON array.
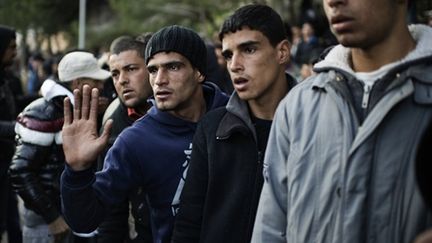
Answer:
[{"xmin": 58, "ymin": 51, "xmax": 111, "ymax": 82}]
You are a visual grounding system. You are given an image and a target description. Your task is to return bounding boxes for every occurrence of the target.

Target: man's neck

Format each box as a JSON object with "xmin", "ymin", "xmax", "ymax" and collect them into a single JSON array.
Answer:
[
  {"xmin": 135, "ymin": 102, "xmax": 152, "ymax": 116},
  {"xmin": 351, "ymin": 27, "xmax": 416, "ymax": 72},
  {"xmin": 248, "ymin": 72, "xmax": 289, "ymax": 120},
  {"xmin": 168, "ymin": 88, "xmax": 206, "ymax": 122}
]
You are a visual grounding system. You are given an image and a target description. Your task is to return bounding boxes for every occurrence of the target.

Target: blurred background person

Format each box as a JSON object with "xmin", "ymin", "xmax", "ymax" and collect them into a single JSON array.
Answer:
[
  {"xmin": 26, "ymin": 53, "xmax": 45, "ymax": 96},
  {"xmin": 9, "ymin": 51, "xmax": 110, "ymax": 243},
  {"xmin": 0, "ymin": 24, "xmax": 22, "ymax": 243}
]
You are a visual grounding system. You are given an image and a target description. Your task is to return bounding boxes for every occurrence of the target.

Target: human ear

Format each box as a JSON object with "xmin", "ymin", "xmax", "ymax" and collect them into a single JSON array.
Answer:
[
  {"xmin": 277, "ymin": 39, "xmax": 291, "ymax": 64},
  {"xmin": 196, "ymin": 70, "xmax": 205, "ymax": 83}
]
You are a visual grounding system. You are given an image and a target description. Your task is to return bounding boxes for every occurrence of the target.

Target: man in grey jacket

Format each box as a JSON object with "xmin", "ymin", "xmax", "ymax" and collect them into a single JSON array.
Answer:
[{"xmin": 251, "ymin": 0, "xmax": 432, "ymax": 242}]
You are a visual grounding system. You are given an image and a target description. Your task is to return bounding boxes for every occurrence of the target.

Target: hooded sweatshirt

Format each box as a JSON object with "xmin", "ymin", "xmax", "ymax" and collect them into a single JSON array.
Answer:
[
  {"xmin": 61, "ymin": 82, "xmax": 228, "ymax": 243},
  {"xmin": 251, "ymin": 24, "xmax": 432, "ymax": 243}
]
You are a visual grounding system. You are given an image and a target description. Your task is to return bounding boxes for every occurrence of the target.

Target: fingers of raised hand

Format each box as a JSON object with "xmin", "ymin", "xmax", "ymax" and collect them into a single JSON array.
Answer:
[
  {"xmin": 71, "ymin": 85, "xmax": 99, "ymax": 121},
  {"xmin": 63, "ymin": 97, "xmax": 72, "ymax": 126},
  {"xmin": 73, "ymin": 88, "xmax": 82, "ymax": 120},
  {"xmin": 81, "ymin": 85, "xmax": 92, "ymax": 120},
  {"xmin": 89, "ymin": 87, "xmax": 100, "ymax": 121}
]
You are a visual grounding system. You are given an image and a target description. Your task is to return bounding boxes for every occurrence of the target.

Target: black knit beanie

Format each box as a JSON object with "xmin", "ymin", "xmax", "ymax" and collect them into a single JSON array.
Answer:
[{"xmin": 145, "ymin": 25, "xmax": 207, "ymax": 77}]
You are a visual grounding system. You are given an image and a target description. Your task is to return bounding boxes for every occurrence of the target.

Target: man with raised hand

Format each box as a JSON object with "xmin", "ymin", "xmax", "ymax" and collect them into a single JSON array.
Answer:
[{"xmin": 60, "ymin": 26, "xmax": 228, "ymax": 243}]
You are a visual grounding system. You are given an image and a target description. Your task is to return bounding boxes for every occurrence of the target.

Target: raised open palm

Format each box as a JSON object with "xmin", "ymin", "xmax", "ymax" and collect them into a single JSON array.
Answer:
[{"xmin": 62, "ymin": 85, "xmax": 112, "ymax": 171}]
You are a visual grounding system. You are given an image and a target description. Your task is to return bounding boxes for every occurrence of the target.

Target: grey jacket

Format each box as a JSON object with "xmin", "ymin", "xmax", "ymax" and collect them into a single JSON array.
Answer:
[{"xmin": 252, "ymin": 24, "xmax": 432, "ymax": 243}]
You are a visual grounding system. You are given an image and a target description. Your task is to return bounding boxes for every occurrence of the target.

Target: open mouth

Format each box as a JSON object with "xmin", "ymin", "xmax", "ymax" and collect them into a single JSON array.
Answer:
[
  {"xmin": 155, "ymin": 90, "xmax": 172, "ymax": 99},
  {"xmin": 233, "ymin": 77, "xmax": 249, "ymax": 91},
  {"xmin": 122, "ymin": 89, "xmax": 134, "ymax": 98},
  {"xmin": 234, "ymin": 77, "xmax": 248, "ymax": 85},
  {"xmin": 330, "ymin": 15, "xmax": 354, "ymax": 33}
]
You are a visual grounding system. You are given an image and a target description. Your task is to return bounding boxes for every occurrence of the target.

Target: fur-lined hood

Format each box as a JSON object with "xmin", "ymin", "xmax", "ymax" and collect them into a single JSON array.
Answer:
[
  {"xmin": 314, "ymin": 24, "xmax": 432, "ymax": 75},
  {"xmin": 40, "ymin": 79, "xmax": 74, "ymax": 105}
]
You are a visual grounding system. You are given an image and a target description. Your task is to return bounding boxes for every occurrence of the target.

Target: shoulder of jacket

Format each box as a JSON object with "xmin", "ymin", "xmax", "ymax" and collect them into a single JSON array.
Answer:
[
  {"xmin": 198, "ymin": 106, "xmax": 227, "ymax": 128},
  {"xmin": 102, "ymin": 98, "xmax": 122, "ymax": 124},
  {"xmin": 408, "ymin": 62, "xmax": 432, "ymax": 105},
  {"xmin": 16, "ymin": 98, "xmax": 63, "ymax": 145},
  {"xmin": 21, "ymin": 97, "xmax": 64, "ymax": 122}
]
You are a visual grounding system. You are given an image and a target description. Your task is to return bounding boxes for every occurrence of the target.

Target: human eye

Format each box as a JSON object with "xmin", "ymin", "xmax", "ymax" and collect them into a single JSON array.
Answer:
[
  {"xmin": 111, "ymin": 71, "xmax": 119, "ymax": 80},
  {"xmin": 127, "ymin": 66, "xmax": 137, "ymax": 72},
  {"xmin": 244, "ymin": 45, "xmax": 257, "ymax": 54},
  {"xmin": 167, "ymin": 63, "xmax": 181, "ymax": 71},
  {"xmin": 147, "ymin": 66, "xmax": 157, "ymax": 75},
  {"xmin": 222, "ymin": 51, "xmax": 232, "ymax": 61}
]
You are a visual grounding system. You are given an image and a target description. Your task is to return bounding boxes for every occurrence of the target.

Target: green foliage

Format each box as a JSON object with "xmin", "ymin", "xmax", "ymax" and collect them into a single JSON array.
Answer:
[
  {"xmin": 106, "ymin": 0, "xmax": 243, "ymax": 38},
  {"xmin": 0, "ymin": 0, "xmax": 78, "ymax": 34},
  {"xmin": 1, "ymin": 0, "xmax": 431, "ymax": 52}
]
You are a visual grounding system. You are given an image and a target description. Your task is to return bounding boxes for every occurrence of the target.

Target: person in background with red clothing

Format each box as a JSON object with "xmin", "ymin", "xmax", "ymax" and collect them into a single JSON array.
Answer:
[{"xmin": 96, "ymin": 34, "xmax": 154, "ymax": 243}]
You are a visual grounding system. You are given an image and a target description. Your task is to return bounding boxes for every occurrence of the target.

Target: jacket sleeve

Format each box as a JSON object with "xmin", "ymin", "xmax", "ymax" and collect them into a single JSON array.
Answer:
[
  {"xmin": 95, "ymin": 133, "xmax": 129, "ymax": 242},
  {"xmin": 61, "ymin": 135, "xmax": 140, "ymax": 233},
  {"xmin": 251, "ymin": 103, "xmax": 289, "ymax": 243},
  {"xmin": 60, "ymin": 165, "xmax": 107, "ymax": 233},
  {"xmin": 172, "ymin": 122, "xmax": 209, "ymax": 242},
  {"xmin": 9, "ymin": 122, "xmax": 60, "ymax": 224}
]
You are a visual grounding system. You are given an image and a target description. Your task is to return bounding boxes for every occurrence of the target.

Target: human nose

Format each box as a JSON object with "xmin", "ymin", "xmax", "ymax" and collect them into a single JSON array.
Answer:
[
  {"xmin": 153, "ymin": 69, "xmax": 168, "ymax": 86},
  {"xmin": 118, "ymin": 71, "xmax": 129, "ymax": 85},
  {"xmin": 228, "ymin": 53, "xmax": 243, "ymax": 73}
]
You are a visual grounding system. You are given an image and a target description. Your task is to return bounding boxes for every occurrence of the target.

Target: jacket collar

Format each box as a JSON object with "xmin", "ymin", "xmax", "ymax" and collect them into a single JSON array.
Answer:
[
  {"xmin": 147, "ymin": 81, "xmax": 228, "ymax": 128},
  {"xmin": 216, "ymin": 92, "xmax": 255, "ymax": 141},
  {"xmin": 314, "ymin": 25, "xmax": 432, "ymax": 74},
  {"xmin": 216, "ymin": 73, "xmax": 297, "ymax": 141}
]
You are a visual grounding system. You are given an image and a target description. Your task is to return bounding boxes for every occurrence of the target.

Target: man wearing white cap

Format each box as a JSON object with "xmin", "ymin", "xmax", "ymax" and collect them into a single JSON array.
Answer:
[{"xmin": 9, "ymin": 51, "xmax": 110, "ymax": 243}]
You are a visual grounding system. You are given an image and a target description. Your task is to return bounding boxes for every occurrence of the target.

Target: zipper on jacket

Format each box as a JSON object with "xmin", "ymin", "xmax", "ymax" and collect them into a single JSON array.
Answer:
[
  {"xmin": 361, "ymin": 83, "xmax": 372, "ymax": 109},
  {"xmin": 257, "ymin": 150, "xmax": 263, "ymax": 164}
]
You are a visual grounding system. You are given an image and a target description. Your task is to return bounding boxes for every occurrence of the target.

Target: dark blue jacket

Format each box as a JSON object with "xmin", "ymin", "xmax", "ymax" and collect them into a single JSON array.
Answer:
[{"xmin": 61, "ymin": 82, "xmax": 228, "ymax": 243}]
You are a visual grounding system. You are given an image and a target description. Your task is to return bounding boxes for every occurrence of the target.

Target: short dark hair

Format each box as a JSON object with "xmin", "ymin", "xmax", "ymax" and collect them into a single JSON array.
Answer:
[
  {"xmin": 219, "ymin": 4, "xmax": 287, "ymax": 46},
  {"xmin": 110, "ymin": 35, "xmax": 151, "ymax": 58},
  {"xmin": 135, "ymin": 32, "xmax": 153, "ymax": 46}
]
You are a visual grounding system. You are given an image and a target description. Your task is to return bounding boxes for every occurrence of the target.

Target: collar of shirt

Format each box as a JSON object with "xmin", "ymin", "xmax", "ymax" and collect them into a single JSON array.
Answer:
[{"xmin": 127, "ymin": 107, "xmax": 144, "ymax": 121}]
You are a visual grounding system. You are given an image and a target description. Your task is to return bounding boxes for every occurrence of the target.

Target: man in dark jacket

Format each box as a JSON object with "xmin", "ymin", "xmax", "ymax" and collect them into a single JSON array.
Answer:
[
  {"xmin": 172, "ymin": 4, "xmax": 296, "ymax": 243},
  {"xmin": 60, "ymin": 25, "xmax": 229, "ymax": 243},
  {"xmin": 9, "ymin": 51, "xmax": 110, "ymax": 243},
  {"xmin": 97, "ymin": 34, "xmax": 154, "ymax": 242},
  {"xmin": 0, "ymin": 24, "xmax": 22, "ymax": 243}
]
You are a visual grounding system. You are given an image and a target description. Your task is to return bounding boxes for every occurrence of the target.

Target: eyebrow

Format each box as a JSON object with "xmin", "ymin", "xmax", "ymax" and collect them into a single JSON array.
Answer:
[
  {"xmin": 122, "ymin": 63, "xmax": 139, "ymax": 69},
  {"xmin": 147, "ymin": 60, "xmax": 184, "ymax": 69},
  {"xmin": 222, "ymin": 40, "xmax": 260, "ymax": 54},
  {"xmin": 110, "ymin": 63, "xmax": 139, "ymax": 72},
  {"xmin": 238, "ymin": 40, "xmax": 260, "ymax": 49}
]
